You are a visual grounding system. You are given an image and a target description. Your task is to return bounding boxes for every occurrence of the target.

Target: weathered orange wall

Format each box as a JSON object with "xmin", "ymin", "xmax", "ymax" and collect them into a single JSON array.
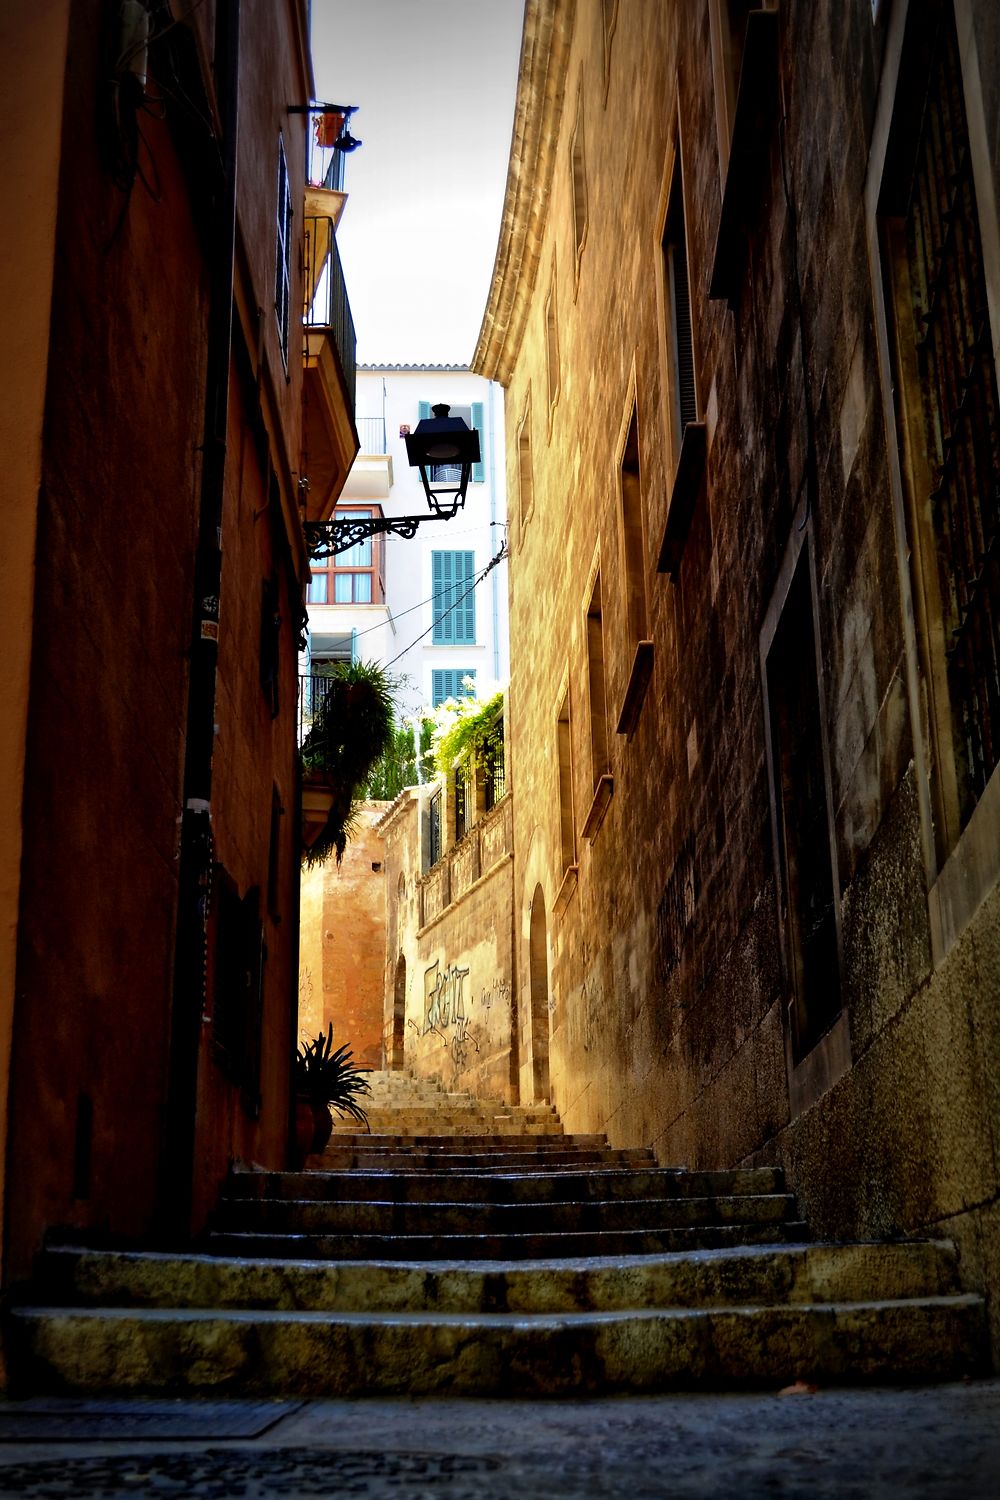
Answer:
[
  {"xmin": 299, "ymin": 806, "xmax": 389, "ymax": 1071},
  {"xmin": 4, "ymin": 0, "xmax": 312, "ymax": 1276},
  {"xmin": 0, "ymin": 0, "xmax": 72, "ymax": 1303}
]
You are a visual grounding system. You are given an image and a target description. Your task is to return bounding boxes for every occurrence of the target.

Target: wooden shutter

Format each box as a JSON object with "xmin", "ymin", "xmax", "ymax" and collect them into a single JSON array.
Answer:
[{"xmin": 457, "ymin": 551, "xmax": 475, "ymax": 642}]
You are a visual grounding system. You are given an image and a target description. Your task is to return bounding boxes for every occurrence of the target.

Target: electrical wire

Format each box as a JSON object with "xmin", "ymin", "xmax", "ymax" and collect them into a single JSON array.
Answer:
[
  {"xmin": 379, "ymin": 544, "xmax": 508, "ymax": 669},
  {"xmin": 312, "ymin": 542, "xmax": 508, "ymax": 644}
]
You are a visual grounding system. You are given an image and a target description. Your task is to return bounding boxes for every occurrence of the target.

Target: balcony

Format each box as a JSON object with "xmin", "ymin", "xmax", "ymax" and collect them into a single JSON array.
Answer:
[
  {"xmin": 301, "ymin": 215, "xmax": 359, "ymax": 523},
  {"xmin": 357, "ymin": 416, "xmax": 387, "ymax": 454}
]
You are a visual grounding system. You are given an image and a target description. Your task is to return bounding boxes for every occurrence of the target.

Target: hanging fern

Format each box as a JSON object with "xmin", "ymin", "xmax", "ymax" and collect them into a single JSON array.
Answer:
[{"xmin": 300, "ymin": 659, "xmax": 395, "ymax": 866}]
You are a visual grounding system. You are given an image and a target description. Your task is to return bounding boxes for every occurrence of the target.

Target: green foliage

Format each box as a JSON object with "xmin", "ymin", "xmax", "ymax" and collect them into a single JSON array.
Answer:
[
  {"xmin": 433, "ymin": 689, "xmax": 504, "ymax": 774},
  {"xmin": 294, "ymin": 1024, "xmax": 371, "ymax": 1124},
  {"xmin": 300, "ymin": 659, "xmax": 394, "ymax": 867},
  {"xmin": 366, "ymin": 718, "xmax": 436, "ymax": 800}
]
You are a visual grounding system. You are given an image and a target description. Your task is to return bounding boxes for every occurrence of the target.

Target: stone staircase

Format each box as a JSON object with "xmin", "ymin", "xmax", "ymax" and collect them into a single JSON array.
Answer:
[
  {"xmin": 335, "ymin": 1067, "xmax": 564, "ymax": 1137},
  {"xmin": 5, "ymin": 1070, "xmax": 987, "ymax": 1396}
]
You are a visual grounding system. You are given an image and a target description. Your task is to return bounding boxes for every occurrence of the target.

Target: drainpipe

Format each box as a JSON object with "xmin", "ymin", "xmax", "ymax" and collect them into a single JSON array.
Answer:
[
  {"xmin": 161, "ymin": 0, "xmax": 240, "ymax": 1238},
  {"xmin": 488, "ymin": 379, "xmax": 501, "ymax": 683}
]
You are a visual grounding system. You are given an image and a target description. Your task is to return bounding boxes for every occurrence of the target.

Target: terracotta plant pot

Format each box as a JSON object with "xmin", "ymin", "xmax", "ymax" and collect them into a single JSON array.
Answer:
[{"xmin": 310, "ymin": 1101, "xmax": 333, "ymax": 1154}]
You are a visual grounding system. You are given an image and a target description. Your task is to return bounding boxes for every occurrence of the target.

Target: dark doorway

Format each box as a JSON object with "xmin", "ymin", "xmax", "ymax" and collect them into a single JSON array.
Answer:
[
  {"xmin": 528, "ymin": 885, "xmax": 551, "ymax": 1102},
  {"xmin": 391, "ymin": 954, "xmax": 406, "ymax": 1070}
]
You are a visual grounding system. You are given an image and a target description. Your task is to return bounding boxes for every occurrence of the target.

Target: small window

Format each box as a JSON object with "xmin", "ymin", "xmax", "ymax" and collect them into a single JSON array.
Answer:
[
  {"xmin": 481, "ymin": 716, "xmax": 506, "ymax": 811},
  {"xmin": 663, "ymin": 151, "xmax": 698, "ymax": 450},
  {"xmin": 274, "ymin": 137, "xmax": 292, "ymax": 365},
  {"xmin": 586, "ymin": 571, "xmax": 610, "ymax": 786},
  {"xmin": 432, "ymin": 669, "xmax": 476, "ymax": 709},
  {"xmin": 557, "ymin": 691, "xmax": 576, "ymax": 873},
  {"xmin": 545, "ymin": 270, "xmax": 560, "ymax": 418},
  {"xmin": 428, "ymin": 788, "xmax": 443, "ymax": 868},
  {"xmin": 515, "ymin": 398, "xmax": 534, "ymax": 546},
  {"xmin": 432, "ymin": 551, "xmax": 476, "ymax": 644},
  {"xmin": 619, "ymin": 404, "xmax": 648, "ymax": 646},
  {"xmin": 570, "ymin": 89, "xmax": 588, "ymax": 280}
]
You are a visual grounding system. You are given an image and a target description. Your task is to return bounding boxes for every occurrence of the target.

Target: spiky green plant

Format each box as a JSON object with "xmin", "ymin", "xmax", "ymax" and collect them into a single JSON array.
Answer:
[{"xmin": 294, "ymin": 1024, "xmax": 371, "ymax": 1125}]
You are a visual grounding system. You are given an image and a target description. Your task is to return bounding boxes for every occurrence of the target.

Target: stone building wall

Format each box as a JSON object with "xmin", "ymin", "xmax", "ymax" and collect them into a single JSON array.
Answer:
[
  {"xmin": 299, "ymin": 804, "xmax": 389, "ymax": 1070},
  {"xmin": 380, "ymin": 788, "xmax": 516, "ymax": 1102},
  {"xmin": 474, "ymin": 0, "xmax": 1000, "ymax": 1349}
]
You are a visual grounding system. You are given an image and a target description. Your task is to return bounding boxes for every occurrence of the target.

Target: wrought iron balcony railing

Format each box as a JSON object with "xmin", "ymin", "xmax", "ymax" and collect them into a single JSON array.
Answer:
[{"xmin": 303, "ymin": 216, "xmax": 357, "ymax": 414}]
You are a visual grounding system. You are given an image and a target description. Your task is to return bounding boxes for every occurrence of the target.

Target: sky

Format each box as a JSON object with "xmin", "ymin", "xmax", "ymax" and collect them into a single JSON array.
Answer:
[{"xmin": 309, "ymin": 0, "xmax": 525, "ymax": 367}]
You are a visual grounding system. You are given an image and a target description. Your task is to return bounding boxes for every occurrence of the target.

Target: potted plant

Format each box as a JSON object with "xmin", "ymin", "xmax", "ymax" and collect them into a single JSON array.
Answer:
[
  {"xmin": 293, "ymin": 1024, "xmax": 372, "ymax": 1158},
  {"xmin": 300, "ymin": 660, "xmax": 395, "ymax": 867}
]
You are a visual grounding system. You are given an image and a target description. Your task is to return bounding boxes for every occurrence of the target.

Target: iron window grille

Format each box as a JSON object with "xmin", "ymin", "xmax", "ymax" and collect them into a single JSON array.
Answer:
[
  {"xmin": 482, "ymin": 719, "xmax": 506, "ymax": 811},
  {"xmin": 428, "ymin": 788, "xmax": 443, "ymax": 868}
]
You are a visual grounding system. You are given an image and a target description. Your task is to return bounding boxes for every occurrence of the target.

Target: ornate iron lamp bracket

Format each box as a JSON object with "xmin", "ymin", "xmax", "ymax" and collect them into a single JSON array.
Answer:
[{"xmin": 305, "ymin": 514, "xmax": 427, "ymax": 560}]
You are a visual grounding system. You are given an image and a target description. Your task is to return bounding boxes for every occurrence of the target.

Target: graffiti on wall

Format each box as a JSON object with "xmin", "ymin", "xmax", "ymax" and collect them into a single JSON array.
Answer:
[
  {"xmin": 478, "ymin": 976, "xmax": 511, "ymax": 1015},
  {"xmin": 421, "ymin": 959, "xmax": 484, "ymax": 1075}
]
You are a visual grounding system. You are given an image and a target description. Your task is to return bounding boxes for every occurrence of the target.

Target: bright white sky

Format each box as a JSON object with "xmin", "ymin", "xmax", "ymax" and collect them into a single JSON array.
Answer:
[{"xmin": 310, "ymin": 0, "xmax": 525, "ymax": 367}]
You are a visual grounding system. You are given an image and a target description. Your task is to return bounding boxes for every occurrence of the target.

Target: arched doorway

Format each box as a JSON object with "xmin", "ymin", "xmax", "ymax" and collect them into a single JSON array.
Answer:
[
  {"xmin": 391, "ymin": 954, "xmax": 406, "ymax": 1070},
  {"xmin": 528, "ymin": 884, "xmax": 551, "ymax": 1101}
]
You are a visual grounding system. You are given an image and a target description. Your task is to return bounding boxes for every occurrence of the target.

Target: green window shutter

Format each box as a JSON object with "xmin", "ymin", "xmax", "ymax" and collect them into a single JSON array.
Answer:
[
  {"xmin": 432, "ymin": 551, "xmax": 451, "ymax": 643},
  {"xmin": 418, "ymin": 400, "xmax": 431, "ymax": 424},
  {"xmin": 350, "ymin": 627, "xmax": 357, "ymax": 663},
  {"xmin": 457, "ymin": 551, "xmax": 475, "ymax": 643},
  {"xmin": 471, "ymin": 401, "xmax": 485, "ymax": 483}
]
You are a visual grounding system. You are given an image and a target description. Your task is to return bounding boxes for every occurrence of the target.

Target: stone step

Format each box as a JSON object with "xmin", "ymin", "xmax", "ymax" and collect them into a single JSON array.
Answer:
[
  {"xmin": 313, "ymin": 1146, "xmax": 658, "ymax": 1172},
  {"xmin": 204, "ymin": 1220, "xmax": 812, "ymax": 1260},
  {"xmin": 223, "ymin": 1166, "xmax": 785, "ymax": 1206},
  {"xmin": 321, "ymin": 1132, "xmax": 609, "ymax": 1151},
  {"xmin": 213, "ymin": 1191, "xmax": 798, "ymax": 1239},
  {"xmin": 331, "ymin": 1117, "xmax": 566, "ymax": 1137},
  {"xmin": 10, "ymin": 1294, "xmax": 986, "ymax": 1396},
  {"xmin": 33, "ymin": 1241, "xmax": 963, "ymax": 1316}
]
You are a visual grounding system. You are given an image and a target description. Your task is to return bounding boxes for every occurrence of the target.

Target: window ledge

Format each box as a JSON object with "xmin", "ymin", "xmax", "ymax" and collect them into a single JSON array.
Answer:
[
  {"xmin": 616, "ymin": 640, "xmax": 655, "ymax": 739},
  {"xmin": 658, "ymin": 421, "xmax": 707, "ymax": 579},
  {"xmin": 582, "ymin": 774, "xmax": 614, "ymax": 841},
  {"xmin": 554, "ymin": 863, "xmax": 579, "ymax": 917},
  {"xmin": 709, "ymin": 7, "xmax": 780, "ymax": 307}
]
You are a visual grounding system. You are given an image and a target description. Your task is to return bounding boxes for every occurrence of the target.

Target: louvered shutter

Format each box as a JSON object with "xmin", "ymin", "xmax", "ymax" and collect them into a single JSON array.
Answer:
[
  {"xmin": 471, "ymin": 401, "xmax": 485, "ymax": 483},
  {"xmin": 456, "ymin": 551, "xmax": 475, "ymax": 643}
]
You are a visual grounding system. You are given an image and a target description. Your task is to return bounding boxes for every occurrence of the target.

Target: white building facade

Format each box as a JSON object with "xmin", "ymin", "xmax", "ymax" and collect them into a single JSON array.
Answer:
[{"xmin": 306, "ymin": 366, "xmax": 508, "ymax": 719}]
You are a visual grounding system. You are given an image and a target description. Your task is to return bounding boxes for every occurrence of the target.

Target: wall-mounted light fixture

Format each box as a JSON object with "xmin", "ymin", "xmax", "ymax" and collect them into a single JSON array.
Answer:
[{"xmin": 305, "ymin": 405, "xmax": 481, "ymax": 560}]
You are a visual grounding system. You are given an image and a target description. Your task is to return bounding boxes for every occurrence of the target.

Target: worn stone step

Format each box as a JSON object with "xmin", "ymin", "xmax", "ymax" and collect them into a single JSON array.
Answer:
[
  {"xmin": 204, "ymin": 1220, "xmax": 812, "ymax": 1260},
  {"xmin": 321, "ymin": 1132, "xmax": 611, "ymax": 1151},
  {"xmin": 313, "ymin": 1146, "xmax": 658, "ymax": 1173},
  {"xmin": 223, "ymin": 1166, "xmax": 785, "ymax": 1207},
  {"xmin": 10, "ymin": 1294, "xmax": 986, "ymax": 1397},
  {"xmin": 33, "ymin": 1241, "xmax": 963, "ymax": 1316},
  {"xmin": 214, "ymin": 1191, "xmax": 798, "ymax": 1239}
]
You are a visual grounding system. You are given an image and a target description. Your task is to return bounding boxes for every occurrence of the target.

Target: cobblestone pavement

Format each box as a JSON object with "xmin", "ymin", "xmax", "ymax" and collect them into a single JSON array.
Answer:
[{"xmin": 0, "ymin": 1382, "xmax": 997, "ymax": 1498}]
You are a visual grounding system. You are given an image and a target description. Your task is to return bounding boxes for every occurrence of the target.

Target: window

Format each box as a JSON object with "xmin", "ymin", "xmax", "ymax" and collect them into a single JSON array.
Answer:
[
  {"xmin": 274, "ymin": 137, "xmax": 292, "ymax": 365},
  {"xmin": 432, "ymin": 669, "xmax": 476, "ymax": 708},
  {"xmin": 545, "ymin": 272, "xmax": 561, "ymax": 417},
  {"xmin": 432, "ymin": 551, "xmax": 476, "ymax": 644},
  {"xmin": 428, "ymin": 788, "xmax": 443, "ymax": 868},
  {"xmin": 557, "ymin": 691, "xmax": 576, "ymax": 873},
  {"xmin": 663, "ymin": 150, "xmax": 698, "ymax": 450},
  {"xmin": 307, "ymin": 509, "xmax": 383, "ymax": 606},
  {"xmin": 601, "ymin": 0, "xmax": 619, "ymax": 98},
  {"xmin": 619, "ymin": 403, "xmax": 648, "ymax": 646},
  {"xmin": 310, "ymin": 631, "xmax": 354, "ymax": 668},
  {"xmin": 570, "ymin": 88, "xmax": 588, "ymax": 281},
  {"xmin": 764, "ymin": 554, "xmax": 840, "ymax": 1066},
  {"xmin": 454, "ymin": 761, "xmax": 472, "ymax": 840},
  {"xmin": 709, "ymin": 0, "xmax": 772, "ymax": 175},
  {"xmin": 417, "ymin": 402, "xmax": 485, "ymax": 483},
  {"xmin": 586, "ymin": 571, "xmax": 610, "ymax": 786},
  {"xmin": 516, "ymin": 398, "xmax": 534, "ymax": 546},
  {"xmin": 616, "ymin": 396, "xmax": 655, "ymax": 736},
  {"xmin": 880, "ymin": 0, "xmax": 1000, "ymax": 856},
  {"xmin": 481, "ymin": 716, "xmax": 506, "ymax": 810}
]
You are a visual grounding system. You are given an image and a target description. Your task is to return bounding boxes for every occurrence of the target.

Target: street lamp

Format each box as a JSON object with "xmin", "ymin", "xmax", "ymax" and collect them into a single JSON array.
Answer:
[
  {"xmin": 404, "ymin": 404, "xmax": 481, "ymax": 518},
  {"xmin": 305, "ymin": 404, "xmax": 481, "ymax": 560}
]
